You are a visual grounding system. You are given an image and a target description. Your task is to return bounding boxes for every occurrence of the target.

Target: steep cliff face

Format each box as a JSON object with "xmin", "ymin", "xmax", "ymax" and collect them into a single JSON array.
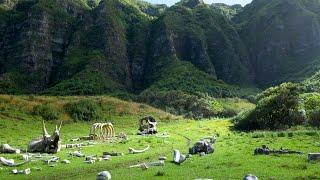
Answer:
[
  {"xmin": 2, "ymin": 0, "xmax": 320, "ymax": 96},
  {"xmin": 0, "ymin": 0, "xmax": 87, "ymax": 93},
  {"xmin": 145, "ymin": 3, "xmax": 253, "ymax": 87},
  {"xmin": 235, "ymin": 0, "xmax": 320, "ymax": 87},
  {"xmin": 45, "ymin": 0, "xmax": 150, "ymax": 94}
]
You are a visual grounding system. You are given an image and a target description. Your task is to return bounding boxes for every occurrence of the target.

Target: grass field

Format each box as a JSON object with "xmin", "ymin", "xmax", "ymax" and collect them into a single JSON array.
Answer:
[{"xmin": 0, "ymin": 96, "xmax": 320, "ymax": 180}]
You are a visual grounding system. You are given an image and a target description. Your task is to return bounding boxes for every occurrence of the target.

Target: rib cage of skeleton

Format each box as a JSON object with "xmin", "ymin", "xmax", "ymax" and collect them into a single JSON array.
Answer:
[{"xmin": 90, "ymin": 123, "xmax": 115, "ymax": 140}]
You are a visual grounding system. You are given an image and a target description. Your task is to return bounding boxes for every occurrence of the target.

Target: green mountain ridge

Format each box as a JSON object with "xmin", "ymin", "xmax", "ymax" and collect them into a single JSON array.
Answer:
[{"xmin": 1, "ymin": 0, "xmax": 320, "ymax": 101}]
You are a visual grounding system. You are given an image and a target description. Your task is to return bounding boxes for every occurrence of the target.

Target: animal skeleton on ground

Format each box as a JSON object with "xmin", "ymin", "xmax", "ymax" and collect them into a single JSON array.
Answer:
[
  {"xmin": 89, "ymin": 123, "xmax": 115, "ymax": 140},
  {"xmin": 28, "ymin": 121, "xmax": 62, "ymax": 154}
]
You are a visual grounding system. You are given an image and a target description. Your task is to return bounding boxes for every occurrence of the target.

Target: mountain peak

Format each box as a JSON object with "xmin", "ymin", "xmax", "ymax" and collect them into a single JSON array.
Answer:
[{"xmin": 178, "ymin": 0, "xmax": 204, "ymax": 8}]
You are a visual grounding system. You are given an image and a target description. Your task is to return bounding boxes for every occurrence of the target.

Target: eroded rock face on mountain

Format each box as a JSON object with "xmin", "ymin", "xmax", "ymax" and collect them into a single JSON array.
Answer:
[
  {"xmin": 1, "ymin": 0, "xmax": 320, "ymax": 94},
  {"xmin": 0, "ymin": 0, "xmax": 87, "ymax": 93},
  {"xmin": 235, "ymin": 0, "xmax": 320, "ymax": 87}
]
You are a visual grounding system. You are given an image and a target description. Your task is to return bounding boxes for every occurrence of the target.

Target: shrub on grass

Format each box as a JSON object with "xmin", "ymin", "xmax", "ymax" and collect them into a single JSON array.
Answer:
[
  {"xmin": 33, "ymin": 104, "xmax": 60, "ymax": 121},
  {"xmin": 307, "ymin": 109, "xmax": 320, "ymax": 127},
  {"xmin": 233, "ymin": 83, "xmax": 305, "ymax": 131},
  {"xmin": 64, "ymin": 99, "xmax": 102, "ymax": 121}
]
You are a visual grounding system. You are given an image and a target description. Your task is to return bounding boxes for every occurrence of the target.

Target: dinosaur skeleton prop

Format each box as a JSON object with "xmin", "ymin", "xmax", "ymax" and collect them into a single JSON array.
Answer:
[
  {"xmin": 138, "ymin": 116, "xmax": 157, "ymax": 135},
  {"xmin": 128, "ymin": 145, "xmax": 150, "ymax": 154},
  {"xmin": 89, "ymin": 123, "xmax": 115, "ymax": 140},
  {"xmin": 189, "ymin": 136, "xmax": 216, "ymax": 155},
  {"xmin": 28, "ymin": 121, "xmax": 62, "ymax": 154},
  {"xmin": 0, "ymin": 144, "xmax": 20, "ymax": 154},
  {"xmin": 254, "ymin": 145, "xmax": 303, "ymax": 155}
]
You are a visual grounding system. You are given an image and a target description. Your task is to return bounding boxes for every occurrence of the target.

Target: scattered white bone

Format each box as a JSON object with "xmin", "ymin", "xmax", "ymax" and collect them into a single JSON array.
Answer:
[
  {"xmin": 35, "ymin": 154, "xmax": 42, "ymax": 158},
  {"xmin": 44, "ymin": 156, "xmax": 59, "ymax": 164},
  {"xmin": 70, "ymin": 151, "xmax": 85, "ymax": 157},
  {"xmin": 12, "ymin": 169, "xmax": 18, "ymax": 174},
  {"xmin": 0, "ymin": 157, "xmax": 28, "ymax": 166},
  {"xmin": 102, "ymin": 155, "xmax": 111, "ymax": 161},
  {"xmin": 128, "ymin": 145, "xmax": 150, "ymax": 154},
  {"xmin": 12, "ymin": 168, "xmax": 31, "ymax": 175},
  {"xmin": 85, "ymin": 159, "xmax": 95, "ymax": 164},
  {"xmin": 173, "ymin": 150, "xmax": 186, "ymax": 164},
  {"xmin": 129, "ymin": 161, "xmax": 165, "ymax": 169},
  {"xmin": 96, "ymin": 171, "xmax": 111, "ymax": 180},
  {"xmin": 24, "ymin": 168, "xmax": 31, "ymax": 175},
  {"xmin": 0, "ymin": 144, "xmax": 20, "ymax": 154},
  {"xmin": 70, "ymin": 138, "xmax": 80, "ymax": 142},
  {"xmin": 22, "ymin": 154, "xmax": 29, "ymax": 161},
  {"xmin": 200, "ymin": 136, "xmax": 217, "ymax": 144},
  {"xmin": 62, "ymin": 159, "xmax": 71, "ymax": 164},
  {"xmin": 158, "ymin": 156, "xmax": 167, "ymax": 161},
  {"xmin": 103, "ymin": 152, "xmax": 123, "ymax": 156}
]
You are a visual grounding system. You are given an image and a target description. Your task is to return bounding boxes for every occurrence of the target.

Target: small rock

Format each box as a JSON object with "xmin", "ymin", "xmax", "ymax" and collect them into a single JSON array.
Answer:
[
  {"xmin": 12, "ymin": 169, "xmax": 18, "ymax": 174},
  {"xmin": 308, "ymin": 153, "xmax": 320, "ymax": 161},
  {"xmin": 103, "ymin": 152, "xmax": 123, "ymax": 156},
  {"xmin": 97, "ymin": 171, "xmax": 111, "ymax": 180},
  {"xmin": 71, "ymin": 151, "xmax": 85, "ymax": 157},
  {"xmin": 243, "ymin": 174, "xmax": 258, "ymax": 180},
  {"xmin": 173, "ymin": 150, "xmax": 186, "ymax": 164},
  {"xmin": 23, "ymin": 168, "xmax": 31, "ymax": 175}
]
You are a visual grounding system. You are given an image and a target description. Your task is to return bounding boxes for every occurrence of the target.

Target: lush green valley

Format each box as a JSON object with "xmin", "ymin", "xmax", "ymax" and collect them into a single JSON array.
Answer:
[{"xmin": 1, "ymin": 0, "xmax": 320, "ymax": 179}]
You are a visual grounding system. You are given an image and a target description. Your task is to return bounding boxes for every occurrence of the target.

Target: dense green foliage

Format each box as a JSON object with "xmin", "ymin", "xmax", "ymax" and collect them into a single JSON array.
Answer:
[
  {"xmin": 234, "ymin": 83, "xmax": 305, "ymax": 130},
  {"xmin": 64, "ymin": 99, "xmax": 103, "ymax": 121},
  {"xmin": 138, "ymin": 90, "xmax": 254, "ymax": 119},
  {"xmin": 32, "ymin": 103, "xmax": 61, "ymax": 121}
]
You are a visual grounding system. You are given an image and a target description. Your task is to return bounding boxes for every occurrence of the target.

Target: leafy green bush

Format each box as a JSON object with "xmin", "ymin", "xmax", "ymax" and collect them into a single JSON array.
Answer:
[
  {"xmin": 33, "ymin": 104, "xmax": 60, "ymax": 121},
  {"xmin": 64, "ymin": 100, "xmax": 103, "ymax": 121},
  {"xmin": 308, "ymin": 109, "xmax": 320, "ymax": 127},
  {"xmin": 137, "ymin": 90, "xmax": 216, "ymax": 119},
  {"xmin": 234, "ymin": 83, "xmax": 305, "ymax": 131}
]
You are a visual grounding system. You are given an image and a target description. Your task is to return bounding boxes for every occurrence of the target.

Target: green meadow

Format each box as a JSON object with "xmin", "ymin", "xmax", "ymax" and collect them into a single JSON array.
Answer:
[{"xmin": 0, "ymin": 95, "xmax": 319, "ymax": 180}]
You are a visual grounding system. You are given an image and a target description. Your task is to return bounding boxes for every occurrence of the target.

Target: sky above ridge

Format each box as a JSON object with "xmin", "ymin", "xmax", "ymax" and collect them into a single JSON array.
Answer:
[{"xmin": 145, "ymin": 0, "xmax": 253, "ymax": 6}]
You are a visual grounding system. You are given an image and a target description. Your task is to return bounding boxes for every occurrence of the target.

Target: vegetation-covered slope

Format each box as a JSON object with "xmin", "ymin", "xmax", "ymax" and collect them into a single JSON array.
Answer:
[
  {"xmin": 2, "ymin": 0, "xmax": 320, "ymax": 118},
  {"xmin": 234, "ymin": 0, "xmax": 320, "ymax": 87}
]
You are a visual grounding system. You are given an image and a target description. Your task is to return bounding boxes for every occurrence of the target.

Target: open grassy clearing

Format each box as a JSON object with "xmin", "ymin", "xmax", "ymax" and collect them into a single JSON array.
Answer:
[{"xmin": 0, "ymin": 95, "xmax": 319, "ymax": 179}]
